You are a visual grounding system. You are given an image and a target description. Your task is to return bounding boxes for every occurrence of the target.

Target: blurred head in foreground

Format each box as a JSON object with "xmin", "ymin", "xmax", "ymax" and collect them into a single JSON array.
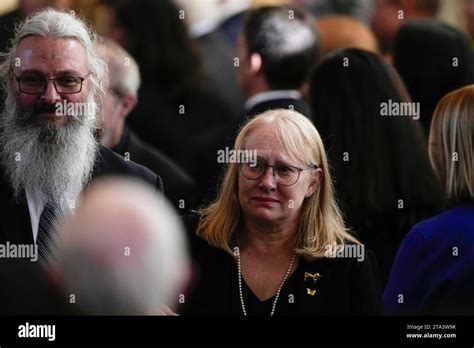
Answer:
[{"xmin": 55, "ymin": 177, "xmax": 190, "ymax": 315}]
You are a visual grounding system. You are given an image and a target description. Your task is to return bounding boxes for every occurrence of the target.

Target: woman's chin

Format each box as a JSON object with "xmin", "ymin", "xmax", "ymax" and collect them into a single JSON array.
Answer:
[{"xmin": 245, "ymin": 208, "xmax": 281, "ymax": 224}]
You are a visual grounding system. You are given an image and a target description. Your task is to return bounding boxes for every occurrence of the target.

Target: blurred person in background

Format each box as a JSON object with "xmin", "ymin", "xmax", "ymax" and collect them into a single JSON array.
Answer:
[
  {"xmin": 237, "ymin": 5, "xmax": 318, "ymax": 120},
  {"xmin": 384, "ymin": 85, "xmax": 474, "ymax": 315},
  {"xmin": 300, "ymin": 0, "xmax": 374, "ymax": 25},
  {"xmin": 371, "ymin": 0, "xmax": 440, "ymax": 55},
  {"xmin": 186, "ymin": 0, "xmax": 250, "ymax": 121},
  {"xmin": 0, "ymin": 0, "xmax": 70, "ymax": 52},
  {"xmin": 392, "ymin": 20, "xmax": 474, "ymax": 139},
  {"xmin": 316, "ymin": 15, "xmax": 379, "ymax": 59},
  {"xmin": 101, "ymin": 0, "xmax": 234, "ymax": 204},
  {"xmin": 55, "ymin": 177, "xmax": 191, "ymax": 315},
  {"xmin": 96, "ymin": 37, "xmax": 197, "ymax": 212},
  {"xmin": 309, "ymin": 49, "xmax": 444, "ymax": 286},
  {"xmin": 183, "ymin": 109, "xmax": 383, "ymax": 315}
]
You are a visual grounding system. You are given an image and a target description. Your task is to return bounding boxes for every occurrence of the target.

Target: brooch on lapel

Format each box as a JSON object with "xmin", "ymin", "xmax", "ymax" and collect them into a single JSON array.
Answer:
[{"xmin": 304, "ymin": 272, "xmax": 323, "ymax": 296}]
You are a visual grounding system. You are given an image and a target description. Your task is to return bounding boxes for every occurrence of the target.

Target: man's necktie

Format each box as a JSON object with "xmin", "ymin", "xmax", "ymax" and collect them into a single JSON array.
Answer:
[{"xmin": 37, "ymin": 201, "xmax": 62, "ymax": 269}]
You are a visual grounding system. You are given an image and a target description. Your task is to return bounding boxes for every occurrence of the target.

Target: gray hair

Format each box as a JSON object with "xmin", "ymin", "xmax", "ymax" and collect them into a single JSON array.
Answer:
[
  {"xmin": 56, "ymin": 178, "xmax": 190, "ymax": 315},
  {"xmin": 0, "ymin": 8, "xmax": 108, "ymax": 107}
]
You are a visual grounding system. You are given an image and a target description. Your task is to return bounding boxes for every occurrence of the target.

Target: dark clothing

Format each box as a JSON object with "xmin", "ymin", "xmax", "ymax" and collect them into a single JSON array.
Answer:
[
  {"xmin": 384, "ymin": 204, "xmax": 474, "ymax": 315},
  {"xmin": 0, "ymin": 9, "xmax": 21, "ymax": 53},
  {"xmin": 218, "ymin": 12, "xmax": 245, "ymax": 46},
  {"xmin": 0, "ymin": 145, "xmax": 161, "ymax": 246},
  {"xmin": 182, "ymin": 215, "xmax": 383, "ymax": 315},
  {"xmin": 196, "ymin": 30, "xmax": 244, "ymax": 122},
  {"xmin": 113, "ymin": 126, "xmax": 198, "ymax": 212},
  {"xmin": 128, "ymin": 86, "xmax": 234, "ymax": 203},
  {"xmin": 0, "ymin": 145, "xmax": 161, "ymax": 315},
  {"xmin": 347, "ymin": 208, "xmax": 441, "ymax": 289}
]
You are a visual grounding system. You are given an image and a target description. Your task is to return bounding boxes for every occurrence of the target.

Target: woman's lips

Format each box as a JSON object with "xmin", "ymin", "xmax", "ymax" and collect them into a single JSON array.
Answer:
[{"xmin": 252, "ymin": 196, "xmax": 280, "ymax": 203}]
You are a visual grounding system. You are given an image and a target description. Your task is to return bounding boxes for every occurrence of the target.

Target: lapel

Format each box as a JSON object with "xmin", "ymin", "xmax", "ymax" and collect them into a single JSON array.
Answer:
[{"xmin": 0, "ymin": 147, "xmax": 109, "ymax": 245}]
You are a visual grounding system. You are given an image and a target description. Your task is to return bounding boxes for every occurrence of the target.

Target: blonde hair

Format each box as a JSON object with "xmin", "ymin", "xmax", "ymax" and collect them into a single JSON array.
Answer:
[
  {"xmin": 197, "ymin": 109, "xmax": 359, "ymax": 259},
  {"xmin": 429, "ymin": 85, "xmax": 474, "ymax": 204}
]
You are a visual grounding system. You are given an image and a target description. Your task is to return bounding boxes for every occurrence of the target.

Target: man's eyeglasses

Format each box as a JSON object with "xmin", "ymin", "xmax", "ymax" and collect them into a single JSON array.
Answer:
[
  {"xmin": 13, "ymin": 73, "xmax": 91, "ymax": 94},
  {"xmin": 239, "ymin": 160, "xmax": 318, "ymax": 186}
]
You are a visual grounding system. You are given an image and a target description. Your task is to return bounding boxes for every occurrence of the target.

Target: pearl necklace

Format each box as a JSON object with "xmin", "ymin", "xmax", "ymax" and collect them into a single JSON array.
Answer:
[{"xmin": 235, "ymin": 246, "xmax": 296, "ymax": 316}]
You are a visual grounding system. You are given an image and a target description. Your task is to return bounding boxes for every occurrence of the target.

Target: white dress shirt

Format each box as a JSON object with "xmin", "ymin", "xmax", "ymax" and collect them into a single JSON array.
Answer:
[{"xmin": 26, "ymin": 189, "xmax": 77, "ymax": 242}]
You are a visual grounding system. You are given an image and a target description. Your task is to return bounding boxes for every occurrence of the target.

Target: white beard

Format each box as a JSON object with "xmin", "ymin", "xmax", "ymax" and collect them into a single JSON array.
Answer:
[{"xmin": 0, "ymin": 91, "xmax": 99, "ymax": 203}]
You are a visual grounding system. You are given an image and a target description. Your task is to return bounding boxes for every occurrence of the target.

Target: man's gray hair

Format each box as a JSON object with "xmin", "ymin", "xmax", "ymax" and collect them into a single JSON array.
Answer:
[
  {"xmin": 96, "ymin": 37, "xmax": 140, "ymax": 97},
  {"xmin": 0, "ymin": 8, "xmax": 108, "ymax": 107}
]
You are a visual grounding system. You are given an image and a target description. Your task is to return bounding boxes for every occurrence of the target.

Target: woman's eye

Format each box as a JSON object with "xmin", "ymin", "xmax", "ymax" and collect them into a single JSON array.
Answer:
[{"xmin": 277, "ymin": 166, "xmax": 294, "ymax": 175}]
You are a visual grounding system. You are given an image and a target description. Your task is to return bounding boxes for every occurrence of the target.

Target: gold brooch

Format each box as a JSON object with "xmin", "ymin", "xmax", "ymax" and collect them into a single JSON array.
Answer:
[
  {"xmin": 304, "ymin": 272, "xmax": 322, "ymax": 283},
  {"xmin": 304, "ymin": 272, "xmax": 322, "ymax": 296}
]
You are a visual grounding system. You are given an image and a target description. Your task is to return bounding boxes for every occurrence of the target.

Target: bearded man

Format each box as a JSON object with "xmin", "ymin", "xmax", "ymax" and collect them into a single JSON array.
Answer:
[{"xmin": 0, "ymin": 9, "xmax": 162, "ymax": 271}]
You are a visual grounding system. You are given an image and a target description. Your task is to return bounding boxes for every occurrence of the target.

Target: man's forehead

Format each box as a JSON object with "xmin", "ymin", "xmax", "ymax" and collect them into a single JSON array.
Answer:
[{"xmin": 14, "ymin": 36, "xmax": 88, "ymax": 72}]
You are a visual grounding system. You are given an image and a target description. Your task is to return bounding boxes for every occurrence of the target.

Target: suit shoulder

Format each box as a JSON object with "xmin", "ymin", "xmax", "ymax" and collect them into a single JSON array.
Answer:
[{"xmin": 92, "ymin": 146, "xmax": 160, "ymax": 189}]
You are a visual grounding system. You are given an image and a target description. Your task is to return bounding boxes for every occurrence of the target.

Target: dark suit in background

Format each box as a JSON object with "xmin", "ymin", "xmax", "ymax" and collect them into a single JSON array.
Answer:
[
  {"xmin": 128, "ymin": 86, "xmax": 233, "ymax": 205},
  {"xmin": 227, "ymin": 92, "xmax": 313, "ymax": 150},
  {"xmin": 113, "ymin": 126, "xmax": 197, "ymax": 212},
  {"xmin": 196, "ymin": 30, "xmax": 244, "ymax": 123},
  {"xmin": 246, "ymin": 96, "xmax": 312, "ymax": 119},
  {"xmin": 0, "ymin": 145, "xmax": 160, "ymax": 246}
]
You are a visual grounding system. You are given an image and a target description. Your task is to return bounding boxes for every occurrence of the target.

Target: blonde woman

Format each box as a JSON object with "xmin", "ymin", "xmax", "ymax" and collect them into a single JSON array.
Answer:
[
  {"xmin": 384, "ymin": 85, "xmax": 474, "ymax": 315},
  {"xmin": 183, "ymin": 109, "xmax": 383, "ymax": 315}
]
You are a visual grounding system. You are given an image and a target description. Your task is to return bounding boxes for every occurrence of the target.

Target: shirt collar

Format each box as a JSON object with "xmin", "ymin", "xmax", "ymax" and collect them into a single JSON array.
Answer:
[{"xmin": 244, "ymin": 90, "xmax": 302, "ymax": 112}]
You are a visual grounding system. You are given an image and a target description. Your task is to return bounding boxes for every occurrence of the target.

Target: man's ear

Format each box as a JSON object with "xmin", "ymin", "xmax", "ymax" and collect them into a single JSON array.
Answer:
[
  {"xmin": 249, "ymin": 53, "xmax": 263, "ymax": 76},
  {"xmin": 121, "ymin": 94, "xmax": 137, "ymax": 119}
]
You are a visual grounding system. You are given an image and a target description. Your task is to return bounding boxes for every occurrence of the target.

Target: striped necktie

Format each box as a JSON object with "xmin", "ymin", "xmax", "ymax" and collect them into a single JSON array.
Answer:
[{"xmin": 37, "ymin": 201, "xmax": 62, "ymax": 269}]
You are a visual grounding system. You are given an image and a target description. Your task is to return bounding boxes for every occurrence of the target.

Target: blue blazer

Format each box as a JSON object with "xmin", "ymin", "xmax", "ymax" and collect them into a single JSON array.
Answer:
[{"xmin": 384, "ymin": 204, "xmax": 474, "ymax": 314}]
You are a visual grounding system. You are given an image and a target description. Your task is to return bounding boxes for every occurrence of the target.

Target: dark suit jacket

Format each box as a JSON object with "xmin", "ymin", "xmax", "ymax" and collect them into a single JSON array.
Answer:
[
  {"xmin": 0, "ymin": 146, "xmax": 161, "ymax": 314},
  {"xmin": 246, "ymin": 97, "xmax": 312, "ymax": 120},
  {"xmin": 0, "ymin": 145, "xmax": 161, "ymax": 246},
  {"xmin": 128, "ymin": 85, "xmax": 234, "ymax": 204},
  {"xmin": 113, "ymin": 126, "xmax": 198, "ymax": 212},
  {"xmin": 181, "ymin": 215, "xmax": 383, "ymax": 315},
  {"xmin": 196, "ymin": 30, "xmax": 244, "ymax": 122}
]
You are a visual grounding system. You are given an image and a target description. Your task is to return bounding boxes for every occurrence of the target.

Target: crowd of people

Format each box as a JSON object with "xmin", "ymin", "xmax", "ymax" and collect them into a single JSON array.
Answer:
[{"xmin": 0, "ymin": 0, "xmax": 472, "ymax": 316}]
